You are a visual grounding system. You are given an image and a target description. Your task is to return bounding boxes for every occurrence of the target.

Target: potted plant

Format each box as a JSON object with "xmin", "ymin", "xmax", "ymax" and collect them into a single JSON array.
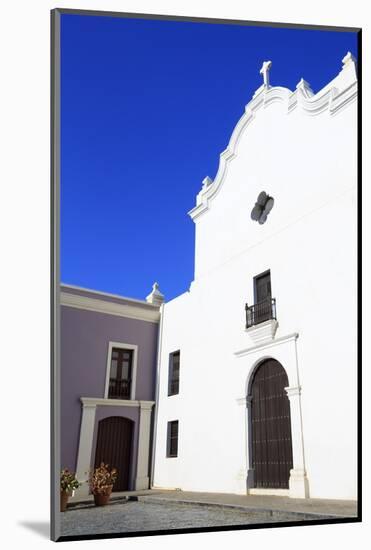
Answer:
[
  {"xmin": 60, "ymin": 469, "xmax": 80, "ymax": 512},
  {"xmin": 89, "ymin": 462, "xmax": 118, "ymax": 506}
]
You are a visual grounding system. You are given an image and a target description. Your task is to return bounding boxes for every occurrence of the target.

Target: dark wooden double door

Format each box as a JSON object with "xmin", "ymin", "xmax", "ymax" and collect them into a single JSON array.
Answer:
[
  {"xmin": 94, "ymin": 416, "xmax": 133, "ymax": 492},
  {"xmin": 251, "ymin": 359, "xmax": 293, "ymax": 489}
]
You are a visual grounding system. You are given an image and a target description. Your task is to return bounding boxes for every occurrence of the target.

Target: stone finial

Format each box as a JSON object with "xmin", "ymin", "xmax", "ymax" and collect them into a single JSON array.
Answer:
[
  {"xmin": 146, "ymin": 282, "xmax": 164, "ymax": 305},
  {"xmin": 342, "ymin": 51, "xmax": 356, "ymax": 67},
  {"xmin": 296, "ymin": 78, "xmax": 310, "ymax": 89},
  {"xmin": 202, "ymin": 176, "xmax": 213, "ymax": 189},
  {"xmin": 260, "ymin": 60, "xmax": 272, "ymax": 87},
  {"xmin": 295, "ymin": 78, "xmax": 314, "ymax": 98}
]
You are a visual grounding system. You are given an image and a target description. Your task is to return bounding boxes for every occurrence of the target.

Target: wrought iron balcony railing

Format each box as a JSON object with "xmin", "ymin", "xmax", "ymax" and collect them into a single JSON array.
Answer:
[
  {"xmin": 245, "ymin": 297, "xmax": 276, "ymax": 329},
  {"xmin": 108, "ymin": 378, "xmax": 131, "ymax": 399}
]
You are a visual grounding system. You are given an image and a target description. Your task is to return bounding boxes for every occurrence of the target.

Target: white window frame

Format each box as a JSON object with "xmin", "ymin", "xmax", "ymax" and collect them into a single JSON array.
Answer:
[{"xmin": 104, "ymin": 341, "xmax": 138, "ymax": 400}]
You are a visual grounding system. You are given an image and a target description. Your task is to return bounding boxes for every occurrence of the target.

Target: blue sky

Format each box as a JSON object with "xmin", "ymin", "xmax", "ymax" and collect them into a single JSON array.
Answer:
[{"xmin": 61, "ymin": 14, "xmax": 358, "ymax": 302}]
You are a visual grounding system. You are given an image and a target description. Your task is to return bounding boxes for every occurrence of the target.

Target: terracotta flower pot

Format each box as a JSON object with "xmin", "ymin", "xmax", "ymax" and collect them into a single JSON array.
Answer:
[
  {"xmin": 60, "ymin": 490, "xmax": 71, "ymax": 512},
  {"xmin": 93, "ymin": 485, "xmax": 113, "ymax": 507}
]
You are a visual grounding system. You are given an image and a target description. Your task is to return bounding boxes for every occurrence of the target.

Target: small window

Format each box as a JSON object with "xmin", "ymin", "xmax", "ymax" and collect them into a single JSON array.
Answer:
[
  {"xmin": 167, "ymin": 420, "xmax": 179, "ymax": 458},
  {"xmin": 168, "ymin": 351, "xmax": 180, "ymax": 396},
  {"xmin": 108, "ymin": 347, "xmax": 133, "ymax": 399}
]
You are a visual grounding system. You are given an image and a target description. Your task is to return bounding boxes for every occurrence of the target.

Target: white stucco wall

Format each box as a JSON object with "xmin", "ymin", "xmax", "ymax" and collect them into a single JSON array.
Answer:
[{"xmin": 153, "ymin": 55, "xmax": 358, "ymax": 500}]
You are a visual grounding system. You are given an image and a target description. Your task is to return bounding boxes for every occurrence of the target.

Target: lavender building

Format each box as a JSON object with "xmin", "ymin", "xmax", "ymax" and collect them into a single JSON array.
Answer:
[{"xmin": 60, "ymin": 283, "xmax": 163, "ymax": 496}]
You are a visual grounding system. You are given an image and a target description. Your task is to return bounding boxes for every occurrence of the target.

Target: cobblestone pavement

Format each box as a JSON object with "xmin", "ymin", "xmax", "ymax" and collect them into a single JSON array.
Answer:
[{"xmin": 60, "ymin": 499, "xmax": 334, "ymax": 537}]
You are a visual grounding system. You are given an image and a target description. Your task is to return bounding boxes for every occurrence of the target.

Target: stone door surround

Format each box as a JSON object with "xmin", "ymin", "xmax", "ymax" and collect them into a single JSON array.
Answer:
[{"xmin": 75, "ymin": 397, "xmax": 155, "ymax": 496}]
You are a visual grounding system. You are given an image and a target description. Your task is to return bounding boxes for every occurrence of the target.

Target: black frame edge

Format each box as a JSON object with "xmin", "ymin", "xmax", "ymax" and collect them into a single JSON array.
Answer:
[
  {"xmin": 51, "ymin": 8, "xmax": 362, "ymax": 542},
  {"xmin": 54, "ymin": 7, "xmax": 361, "ymax": 33},
  {"xmin": 51, "ymin": 7, "xmax": 61, "ymax": 543}
]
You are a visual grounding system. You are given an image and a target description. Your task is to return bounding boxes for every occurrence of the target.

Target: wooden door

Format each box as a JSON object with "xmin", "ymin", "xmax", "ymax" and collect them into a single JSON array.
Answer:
[
  {"xmin": 94, "ymin": 416, "xmax": 133, "ymax": 492},
  {"xmin": 251, "ymin": 359, "xmax": 293, "ymax": 489}
]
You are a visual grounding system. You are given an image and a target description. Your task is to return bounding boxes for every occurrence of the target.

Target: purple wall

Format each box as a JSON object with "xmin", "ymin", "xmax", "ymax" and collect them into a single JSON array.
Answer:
[{"xmin": 60, "ymin": 304, "xmax": 159, "ymax": 472}]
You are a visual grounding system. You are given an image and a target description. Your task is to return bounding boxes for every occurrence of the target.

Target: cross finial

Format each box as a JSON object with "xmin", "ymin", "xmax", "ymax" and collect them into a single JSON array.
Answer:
[{"xmin": 260, "ymin": 60, "xmax": 272, "ymax": 87}]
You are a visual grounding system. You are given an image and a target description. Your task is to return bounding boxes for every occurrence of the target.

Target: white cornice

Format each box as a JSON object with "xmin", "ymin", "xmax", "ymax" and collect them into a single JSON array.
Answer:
[
  {"xmin": 188, "ymin": 57, "xmax": 358, "ymax": 222},
  {"xmin": 81, "ymin": 397, "xmax": 155, "ymax": 409},
  {"xmin": 234, "ymin": 332, "xmax": 299, "ymax": 358},
  {"xmin": 61, "ymin": 283, "xmax": 159, "ymax": 309},
  {"xmin": 61, "ymin": 291, "xmax": 160, "ymax": 323}
]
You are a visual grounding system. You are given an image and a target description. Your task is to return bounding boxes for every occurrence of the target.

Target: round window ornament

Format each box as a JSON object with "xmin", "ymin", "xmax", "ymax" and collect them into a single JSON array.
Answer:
[{"xmin": 251, "ymin": 191, "xmax": 274, "ymax": 224}]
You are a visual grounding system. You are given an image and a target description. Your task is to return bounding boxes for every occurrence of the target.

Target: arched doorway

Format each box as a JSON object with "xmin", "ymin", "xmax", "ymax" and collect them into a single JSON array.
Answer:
[
  {"xmin": 94, "ymin": 416, "xmax": 133, "ymax": 491},
  {"xmin": 250, "ymin": 359, "xmax": 293, "ymax": 489}
]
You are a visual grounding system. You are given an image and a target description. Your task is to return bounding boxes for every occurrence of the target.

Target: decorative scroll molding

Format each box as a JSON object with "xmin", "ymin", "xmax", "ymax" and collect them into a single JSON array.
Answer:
[
  {"xmin": 188, "ymin": 54, "xmax": 358, "ymax": 222},
  {"xmin": 329, "ymin": 81, "xmax": 358, "ymax": 116}
]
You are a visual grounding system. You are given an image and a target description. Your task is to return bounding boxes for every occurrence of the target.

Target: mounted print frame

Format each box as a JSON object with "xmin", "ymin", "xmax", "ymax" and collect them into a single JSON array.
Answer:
[{"xmin": 51, "ymin": 8, "xmax": 361, "ymax": 542}]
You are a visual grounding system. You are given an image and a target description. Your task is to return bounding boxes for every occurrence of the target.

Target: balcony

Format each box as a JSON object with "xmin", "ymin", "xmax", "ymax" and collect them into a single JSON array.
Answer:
[
  {"xmin": 245, "ymin": 297, "xmax": 278, "ymax": 344},
  {"xmin": 245, "ymin": 297, "xmax": 276, "ymax": 328},
  {"xmin": 108, "ymin": 378, "xmax": 131, "ymax": 399}
]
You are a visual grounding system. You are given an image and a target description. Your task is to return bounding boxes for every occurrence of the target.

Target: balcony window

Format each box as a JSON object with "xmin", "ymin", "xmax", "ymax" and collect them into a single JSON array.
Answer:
[
  {"xmin": 245, "ymin": 270, "xmax": 277, "ymax": 328},
  {"xmin": 108, "ymin": 348, "xmax": 133, "ymax": 399}
]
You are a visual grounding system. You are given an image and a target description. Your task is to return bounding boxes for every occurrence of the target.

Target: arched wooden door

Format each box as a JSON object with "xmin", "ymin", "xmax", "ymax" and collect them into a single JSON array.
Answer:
[
  {"xmin": 94, "ymin": 416, "xmax": 133, "ymax": 492},
  {"xmin": 250, "ymin": 359, "xmax": 293, "ymax": 489}
]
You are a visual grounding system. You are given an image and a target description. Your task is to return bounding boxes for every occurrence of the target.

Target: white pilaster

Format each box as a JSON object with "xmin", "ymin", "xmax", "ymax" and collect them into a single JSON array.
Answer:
[
  {"xmin": 285, "ymin": 385, "xmax": 309, "ymax": 498},
  {"xmin": 244, "ymin": 396, "xmax": 255, "ymax": 489},
  {"xmin": 135, "ymin": 401, "xmax": 154, "ymax": 490},
  {"xmin": 235, "ymin": 397, "xmax": 250, "ymax": 493},
  {"xmin": 75, "ymin": 400, "xmax": 97, "ymax": 496}
]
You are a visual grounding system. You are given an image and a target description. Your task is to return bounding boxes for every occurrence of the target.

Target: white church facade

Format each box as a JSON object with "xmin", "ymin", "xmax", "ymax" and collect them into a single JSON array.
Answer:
[
  {"xmin": 61, "ymin": 53, "xmax": 358, "ymax": 505},
  {"xmin": 151, "ymin": 53, "xmax": 358, "ymax": 500}
]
